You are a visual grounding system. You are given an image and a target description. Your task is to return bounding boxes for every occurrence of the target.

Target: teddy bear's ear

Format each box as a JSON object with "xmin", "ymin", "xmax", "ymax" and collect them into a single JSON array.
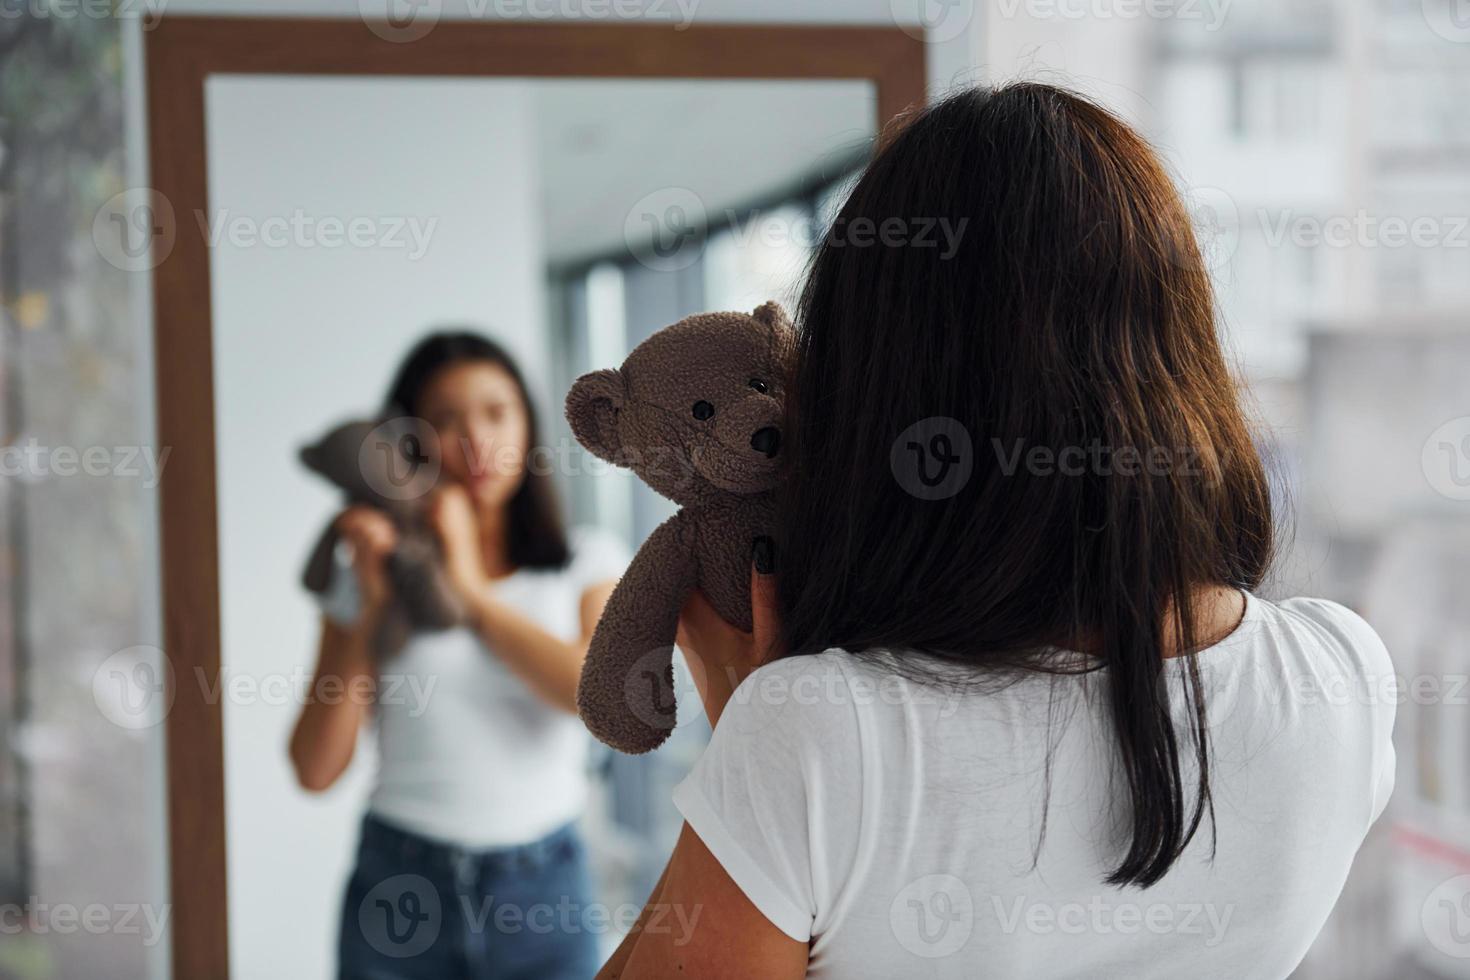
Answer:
[
  {"xmin": 565, "ymin": 368, "xmax": 626, "ymax": 463},
  {"xmin": 751, "ymin": 300, "xmax": 792, "ymax": 334},
  {"xmin": 752, "ymin": 301, "xmax": 796, "ymax": 365}
]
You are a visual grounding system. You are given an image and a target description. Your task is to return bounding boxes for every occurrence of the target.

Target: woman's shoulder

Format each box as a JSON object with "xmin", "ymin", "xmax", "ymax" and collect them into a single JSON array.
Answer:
[
  {"xmin": 724, "ymin": 648, "xmax": 957, "ymax": 740},
  {"xmin": 736, "ymin": 648, "xmax": 889, "ymax": 700},
  {"xmin": 1248, "ymin": 594, "xmax": 1397, "ymax": 825},
  {"xmin": 722, "ymin": 651, "xmax": 863, "ymax": 733},
  {"xmin": 1250, "ymin": 594, "xmax": 1394, "ymax": 676}
]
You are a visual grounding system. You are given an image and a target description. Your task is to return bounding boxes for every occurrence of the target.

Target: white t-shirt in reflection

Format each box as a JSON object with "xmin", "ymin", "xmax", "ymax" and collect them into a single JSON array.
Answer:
[
  {"xmin": 673, "ymin": 594, "xmax": 1396, "ymax": 979},
  {"xmin": 364, "ymin": 525, "xmax": 628, "ymax": 848}
]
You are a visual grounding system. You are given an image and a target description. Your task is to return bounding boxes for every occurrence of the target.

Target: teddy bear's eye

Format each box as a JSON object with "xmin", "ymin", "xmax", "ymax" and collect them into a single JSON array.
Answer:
[
  {"xmin": 748, "ymin": 378, "xmax": 769, "ymax": 394},
  {"xmin": 692, "ymin": 401, "xmax": 715, "ymax": 421}
]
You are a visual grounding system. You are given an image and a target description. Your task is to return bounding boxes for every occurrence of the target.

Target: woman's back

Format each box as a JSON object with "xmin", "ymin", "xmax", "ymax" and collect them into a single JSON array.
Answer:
[
  {"xmin": 673, "ymin": 594, "xmax": 1395, "ymax": 979},
  {"xmin": 605, "ymin": 83, "xmax": 1393, "ymax": 978}
]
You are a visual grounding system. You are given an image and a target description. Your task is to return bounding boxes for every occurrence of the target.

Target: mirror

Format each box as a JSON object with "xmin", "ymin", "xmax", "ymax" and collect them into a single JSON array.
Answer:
[{"xmin": 205, "ymin": 74, "xmax": 874, "ymax": 979}]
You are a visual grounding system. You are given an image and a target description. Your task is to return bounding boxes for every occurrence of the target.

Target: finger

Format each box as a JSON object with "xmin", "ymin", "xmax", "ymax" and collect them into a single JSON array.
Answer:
[
  {"xmin": 370, "ymin": 512, "xmax": 397, "ymax": 539},
  {"xmin": 355, "ymin": 536, "xmax": 390, "ymax": 567},
  {"xmin": 339, "ymin": 507, "xmax": 390, "ymax": 543},
  {"xmin": 432, "ymin": 483, "xmax": 462, "ymax": 510},
  {"xmin": 750, "ymin": 538, "xmax": 782, "ymax": 663},
  {"xmin": 365, "ymin": 526, "xmax": 397, "ymax": 556},
  {"xmin": 336, "ymin": 510, "xmax": 365, "ymax": 537},
  {"xmin": 339, "ymin": 523, "xmax": 371, "ymax": 554}
]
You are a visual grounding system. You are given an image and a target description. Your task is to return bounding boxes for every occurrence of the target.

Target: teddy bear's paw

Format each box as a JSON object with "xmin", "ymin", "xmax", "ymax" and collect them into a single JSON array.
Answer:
[{"xmin": 577, "ymin": 645, "xmax": 680, "ymax": 755}]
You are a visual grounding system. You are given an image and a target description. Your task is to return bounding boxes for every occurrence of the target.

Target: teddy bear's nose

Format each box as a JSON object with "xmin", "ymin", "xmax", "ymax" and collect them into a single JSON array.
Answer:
[{"xmin": 750, "ymin": 427, "xmax": 781, "ymax": 459}]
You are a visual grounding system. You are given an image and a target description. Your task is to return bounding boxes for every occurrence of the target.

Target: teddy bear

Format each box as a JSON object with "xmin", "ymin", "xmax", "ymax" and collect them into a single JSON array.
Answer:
[
  {"xmin": 565, "ymin": 301, "xmax": 794, "ymax": 754},
  {"xmin": 298, "ymin": 417, "xmax": 465, "ymax": 658}
]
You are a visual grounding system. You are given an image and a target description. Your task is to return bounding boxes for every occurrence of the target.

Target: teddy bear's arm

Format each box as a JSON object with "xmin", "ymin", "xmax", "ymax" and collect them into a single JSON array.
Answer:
[
  {"xmin": 301, "ymin": 522, "xmax": 340, "ymax": 595},
  {"xmin": 576, "ymin": 511, "xmax": 699, "ymax": 754}
]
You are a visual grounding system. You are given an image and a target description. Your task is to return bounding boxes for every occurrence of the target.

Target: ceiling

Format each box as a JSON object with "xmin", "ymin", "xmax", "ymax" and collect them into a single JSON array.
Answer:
[{"xmin": 530, "ymin": 78, "xmax": 877, "ymax": 266}]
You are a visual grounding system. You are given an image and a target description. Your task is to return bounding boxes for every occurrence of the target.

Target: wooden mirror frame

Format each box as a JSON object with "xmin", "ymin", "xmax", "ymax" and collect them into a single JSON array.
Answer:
[{"xmin": 144, "ymin": 16, "xmax": 925, "ymax": 978}]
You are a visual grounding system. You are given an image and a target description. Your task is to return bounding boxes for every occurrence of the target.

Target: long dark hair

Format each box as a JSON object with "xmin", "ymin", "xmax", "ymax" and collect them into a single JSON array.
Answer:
[
  {"xmin": 778, "ymin": 83, "xmax": 1273, "ymax": 888},
  {"xmin": 386, "ymin": 331, "xmax": 570, "ymax": 570}
]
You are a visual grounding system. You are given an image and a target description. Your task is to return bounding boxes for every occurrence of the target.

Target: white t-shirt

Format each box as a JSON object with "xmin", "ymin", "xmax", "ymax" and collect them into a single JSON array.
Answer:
[
  {"xmin": 357, "ymin": 525, "xmax": 628, "ymax": 847},
  {"xmin": 672, "ymin": 594, "xmax": 1396, "ymax": 979}
]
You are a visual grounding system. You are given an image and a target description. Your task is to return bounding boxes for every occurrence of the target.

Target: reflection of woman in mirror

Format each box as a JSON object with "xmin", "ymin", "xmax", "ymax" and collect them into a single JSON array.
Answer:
[
  {"xmin": 606, "ymin": 84, "xmax": 1394, "ymax": 978},
  {"xmin": 289, "ymin": 333, "xmax": 625, "ymax": 980}
]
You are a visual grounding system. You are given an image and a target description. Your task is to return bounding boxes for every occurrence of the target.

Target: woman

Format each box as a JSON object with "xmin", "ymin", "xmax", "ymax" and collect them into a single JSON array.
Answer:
[
  {"xmin": 290, "ymin": 332, "xmax": 627, "ymax": 979},
  {"xmin": 604, "ymin": 84, "xmax": 1395, "ymax": 978}
]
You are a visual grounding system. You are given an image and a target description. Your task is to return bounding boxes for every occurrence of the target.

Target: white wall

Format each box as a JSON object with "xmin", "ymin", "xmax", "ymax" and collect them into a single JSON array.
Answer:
[
  {"xmin": 976, "ymin": 1, "xmax": 1157, "ymax": 122},
  {"xmin": 205, "ymin": 76, "xmax": 546, "ymax": 980}
]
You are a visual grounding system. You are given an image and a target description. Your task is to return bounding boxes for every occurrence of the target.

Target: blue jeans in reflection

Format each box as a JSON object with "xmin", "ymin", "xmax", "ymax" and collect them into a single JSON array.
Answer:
[{"xmin": 338, "ymin": 813, "xmax": 601, "ymax": 980}]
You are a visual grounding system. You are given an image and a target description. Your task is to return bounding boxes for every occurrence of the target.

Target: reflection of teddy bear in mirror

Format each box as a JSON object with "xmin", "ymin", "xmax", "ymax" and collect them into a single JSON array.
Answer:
[
  {"xmin": 567, "ymin": 302, "xmax": 794, "ymax": 754},
  {"xmin": 299, "ymin": 417, "xmax": 466, "ymax": 658}
]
